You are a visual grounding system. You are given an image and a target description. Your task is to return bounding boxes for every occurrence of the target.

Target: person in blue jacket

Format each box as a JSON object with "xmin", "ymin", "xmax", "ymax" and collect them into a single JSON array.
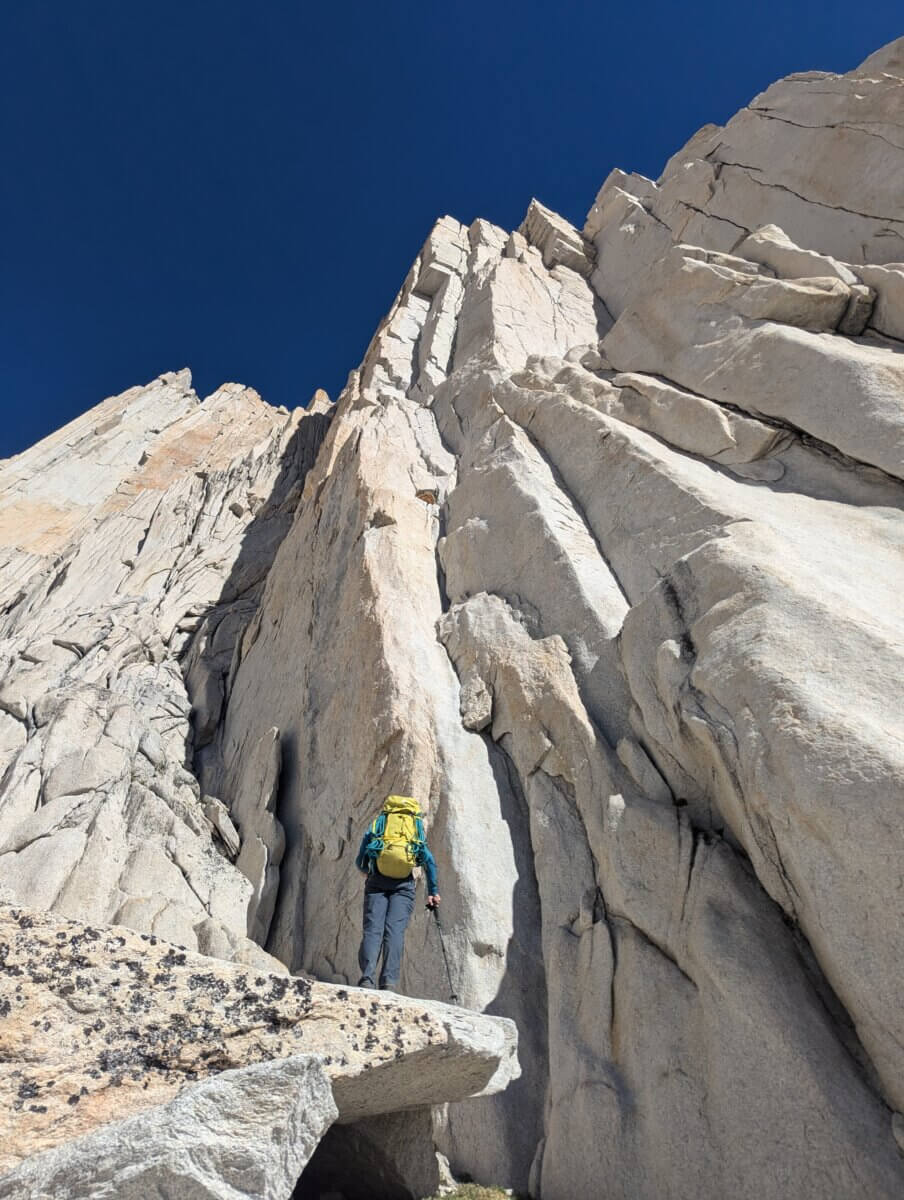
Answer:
[{"xmin": 354, "ymin": 797, "xmax": 440, "ymax": 991}]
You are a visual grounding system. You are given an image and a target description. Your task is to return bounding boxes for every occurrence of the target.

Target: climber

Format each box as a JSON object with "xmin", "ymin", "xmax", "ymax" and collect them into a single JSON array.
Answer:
[{"xmin": 354, "ymin": 794, "xmax": 440, "ymax": 991}]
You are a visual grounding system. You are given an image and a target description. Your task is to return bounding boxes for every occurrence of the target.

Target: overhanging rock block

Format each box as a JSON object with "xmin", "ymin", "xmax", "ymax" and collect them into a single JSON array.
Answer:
[{"xmin": 0, "ymin": 904, "xmax": 518, "ymax": 1175}]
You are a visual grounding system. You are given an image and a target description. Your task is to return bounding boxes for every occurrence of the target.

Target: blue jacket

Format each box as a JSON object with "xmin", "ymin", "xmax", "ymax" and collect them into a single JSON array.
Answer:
[{"xmin": 355, "ymin": 820, "xmax": 439, "ymax": 894}]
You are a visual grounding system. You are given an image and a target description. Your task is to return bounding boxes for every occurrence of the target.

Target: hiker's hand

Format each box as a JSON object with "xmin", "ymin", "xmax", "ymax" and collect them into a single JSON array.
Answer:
[{"xmin": 427, "ymin": 894, "xmax": 441, "ymax": 909}]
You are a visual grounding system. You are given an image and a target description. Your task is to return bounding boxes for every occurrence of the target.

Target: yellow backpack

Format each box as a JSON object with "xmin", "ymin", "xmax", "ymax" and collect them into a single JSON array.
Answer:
[{"xmin": 371, "ymin": 795, "xmax": 425, "ymax": 878}]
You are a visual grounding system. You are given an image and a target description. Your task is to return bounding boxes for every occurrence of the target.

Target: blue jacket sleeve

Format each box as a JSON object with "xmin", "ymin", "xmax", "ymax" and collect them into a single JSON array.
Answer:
[
  {"xmin": 355, "ymin": 830, "xmax": 374, "ymax": 874},
  {"xmin": 419, "ymin": 844, "xmax": 438, "ymax": 894}
]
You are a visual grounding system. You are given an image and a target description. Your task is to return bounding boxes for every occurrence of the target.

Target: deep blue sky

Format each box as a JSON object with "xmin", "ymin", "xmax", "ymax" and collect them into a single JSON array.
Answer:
[{"xmin": 1, "ymin": 3, "xmax": 901, "ymax": 457}]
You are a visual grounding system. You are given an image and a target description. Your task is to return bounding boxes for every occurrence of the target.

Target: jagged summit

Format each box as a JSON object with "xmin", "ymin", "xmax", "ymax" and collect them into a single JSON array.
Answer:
[{"xmin": 1, "ymin": 36, "xmax": 903, "ymax": 1200}]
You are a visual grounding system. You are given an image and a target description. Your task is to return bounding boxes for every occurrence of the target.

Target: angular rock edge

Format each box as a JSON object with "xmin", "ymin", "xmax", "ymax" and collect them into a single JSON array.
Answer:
[
  {"xmin": 0, "ymin": 1055, "xmax": 337, "ymax": 1200},
  {"xmin": 0, "ymin": 905, "xmax": 518, "ymax": 1172}
]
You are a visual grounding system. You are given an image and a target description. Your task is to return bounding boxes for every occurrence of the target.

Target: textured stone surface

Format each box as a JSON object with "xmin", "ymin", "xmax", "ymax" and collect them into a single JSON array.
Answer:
[
  {"xmin": 603, "ymin": 244, "xmax": 904, "ymax": 478},
  {"xmin": 585, "ymin": 38, "xmax": 904, "ymax": 276},
  {"xmin": 205, "ymin": 40, "xmax": 903, "ymax": 1198},
  {"xmin": 1, "ymin": 33, "xmax": 904, "ymax": 1200},
  {"xmin": 0, "ymin": 1055, "xmax": 336, "ymax": 1200},
  {"xmin": 0, "ymin": 905, "xmax": 516, "ymax": 1173},
  {"xmin": 0, "ymin": 371, "xmax": 332, "ymax": 966}
]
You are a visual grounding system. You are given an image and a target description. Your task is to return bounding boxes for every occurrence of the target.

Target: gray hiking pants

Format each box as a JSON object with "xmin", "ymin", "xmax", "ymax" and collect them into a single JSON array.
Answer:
[{"xmin": 358, "ymin": 871, "xmax": 416, "ymax": 988}]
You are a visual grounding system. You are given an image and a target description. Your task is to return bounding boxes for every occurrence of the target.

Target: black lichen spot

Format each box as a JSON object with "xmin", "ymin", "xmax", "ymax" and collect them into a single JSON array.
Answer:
[
  {"xmin": 16, "ymin": 913, "xmax": 34, "ymax": 930},
  {"xmin": 336, "ymin": 989, "xmax": 348, "ymax": 1001},
  {"xmin": 250, "ymin": 1005, "xmax": 290, "ymax": 1029},
  {"xmin": 67, "ymin": 1093, "xmax": 81, "ymax": 1106},
  {"xmin": 0, "ymin": 999, "xmax": 10, "ymax": 1017},
  {"xmin": 188, "ymin": 973, "xmax": 230, "ymax": 1001},
  {"xmin": 138, "ymin": 1049, "xmax": 172, "ymax": 1072},
  {"xmin": 97, "ymin": 1047, "xmax": 141, "ymax": 1076},
  {"xmin": 267, "ymin": 977, "xmax": 289, "ymax": 1001},
  {"xmin": 28, "ymin": 1104, "xmax": 48, "ymax": 1113},
  {"xmin": 17, "ymin": 1080, "xmax": 39, "ymax": 1099},
  {"xmin": 0, "ymin": 942, "xmax": 23, "ymax": 975}
]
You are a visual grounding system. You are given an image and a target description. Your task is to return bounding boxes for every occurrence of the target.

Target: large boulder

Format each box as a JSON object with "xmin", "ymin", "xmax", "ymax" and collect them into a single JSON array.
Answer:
[
  {"xmin": 0, "ymin": 1055, "xmax": 336, "ymax": 1200},
  {"xmin": 0, "ymin": 905, "xmax": 517, "ymax": 1174}
]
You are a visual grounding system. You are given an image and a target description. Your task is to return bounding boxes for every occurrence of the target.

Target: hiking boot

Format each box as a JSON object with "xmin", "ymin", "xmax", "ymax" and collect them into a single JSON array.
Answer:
[{"xmin": 357, "ymin": 976, "xmax": 376, "ymax": 989}]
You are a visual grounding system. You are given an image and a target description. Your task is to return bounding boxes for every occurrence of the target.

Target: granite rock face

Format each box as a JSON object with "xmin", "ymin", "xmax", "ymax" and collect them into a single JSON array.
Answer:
[
  {"xmin": 0, "ymin": 372, "xmax": 331, "ymax": 967},
  {"xmin": 1, "ymin": 34, "xmax": 904, "ymax": 1200}
]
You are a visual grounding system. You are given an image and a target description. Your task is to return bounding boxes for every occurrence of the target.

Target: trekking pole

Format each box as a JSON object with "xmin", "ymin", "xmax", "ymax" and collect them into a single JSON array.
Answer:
[{"xmin": 429, "ymin": 905, "xmax": 458, "ymax": 1004}]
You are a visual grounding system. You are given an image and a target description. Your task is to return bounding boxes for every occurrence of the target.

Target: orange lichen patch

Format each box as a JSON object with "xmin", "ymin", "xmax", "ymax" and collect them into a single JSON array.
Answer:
[
  {"xmin": 0, "ymin": 499, "xmax": 88, "ymax": 554},
  {"xmin": 113, "ymin": 423, "xmax": 220, "ymax": 497},
  {"xmin": 0, "ymin": 382, "xmax": 283, "ymax": 554},
  {"xmin": 100, "ymin": 389, "xmax": 281, "ymax": 516}
]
